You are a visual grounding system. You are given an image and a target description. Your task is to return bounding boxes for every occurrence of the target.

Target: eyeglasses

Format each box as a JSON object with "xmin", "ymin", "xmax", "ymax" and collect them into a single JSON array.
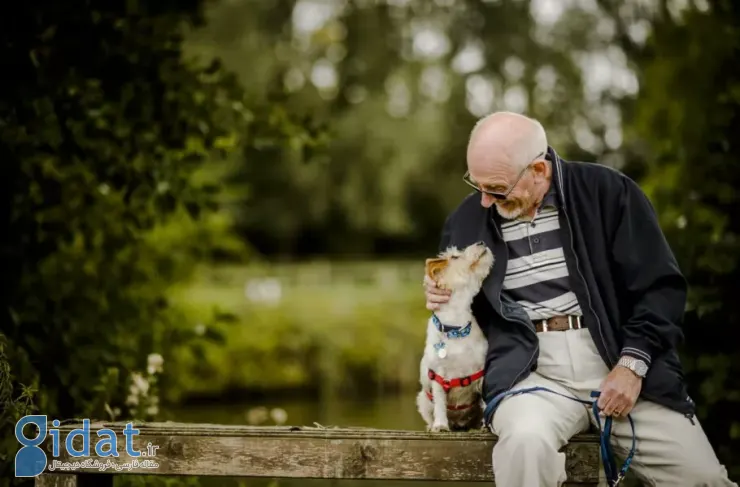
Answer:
[{"xmin": 462, "ymin": 151, "xmax": 547, "ymax": 200}]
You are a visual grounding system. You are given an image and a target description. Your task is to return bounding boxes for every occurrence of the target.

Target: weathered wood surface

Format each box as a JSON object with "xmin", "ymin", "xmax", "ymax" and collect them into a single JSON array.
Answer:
[
  {"xmin": 37, "ymin": 422, "xmax": 601, "ymax": 484},
  {"xmin": 35, "ymin": 473, "xmax": 111, "ymax": 487},
  {"xmin": 34, "ymin": 474, "xmax": 78, "ymax": 487}
]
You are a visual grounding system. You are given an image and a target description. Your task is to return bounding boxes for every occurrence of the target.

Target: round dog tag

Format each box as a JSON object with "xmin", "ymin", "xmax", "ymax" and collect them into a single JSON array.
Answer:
[{"xmin": 437, "ymin": 348, "xmax": 447, "ymax": 359}]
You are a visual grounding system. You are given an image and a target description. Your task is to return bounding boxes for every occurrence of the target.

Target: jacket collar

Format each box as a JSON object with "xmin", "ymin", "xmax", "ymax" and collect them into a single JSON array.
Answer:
[
  {"xmin": 547, "ymin": 145, "xmax": 567, "ymax": 210},
  {"xmin": 541, "ymin": 173, "xmax": 559, "ymax": 209}
]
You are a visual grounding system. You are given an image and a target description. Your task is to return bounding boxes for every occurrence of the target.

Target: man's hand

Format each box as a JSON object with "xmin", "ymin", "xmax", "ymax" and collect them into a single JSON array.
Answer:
[
  {"xmin": 423, "ymin": 275, "xmax": 451, "ymax": 311},
  {"xmin": 597, "ymin": 365, "xmax": 642, "ymax": 418}
]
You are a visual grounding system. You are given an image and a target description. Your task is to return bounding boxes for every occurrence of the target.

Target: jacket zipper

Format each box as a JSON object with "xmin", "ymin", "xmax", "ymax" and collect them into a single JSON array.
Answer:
[{"xmin": 556, "ymin": 157, "xmax": 617, "ymax": 367}]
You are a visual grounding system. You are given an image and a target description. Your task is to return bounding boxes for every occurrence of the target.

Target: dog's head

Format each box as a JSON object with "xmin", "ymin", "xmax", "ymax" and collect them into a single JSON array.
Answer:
[{"xmin": 425, "ymin": 241, "xmax": 494, "ymax": 294}]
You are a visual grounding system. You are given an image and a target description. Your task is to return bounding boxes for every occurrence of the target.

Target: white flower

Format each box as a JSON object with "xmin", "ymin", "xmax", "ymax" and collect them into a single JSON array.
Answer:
[
  {"xmin": 125, "ymin": 394, "xmax": 139, "ymax": 406},
  {"xmin": 270, "ymin": 408, "xmax": 288, "ymax": 425},
  {"xmin": 146, "ymin": 405, "xmax": 159, "ymax": 416},
  {"xmin": 244, "ymin": 278, "xmax": 282, "ymax": 305},
  {"xmin": 147, "ymin": 353, "xmax": 164, "ymax": 375},
  {"xmin": 130, "ymin": 372, "xmax": 150, "ymax": 396},
  {"xmin": 246, "ymin": 407, "xmax": 269, "ymax": 425}
]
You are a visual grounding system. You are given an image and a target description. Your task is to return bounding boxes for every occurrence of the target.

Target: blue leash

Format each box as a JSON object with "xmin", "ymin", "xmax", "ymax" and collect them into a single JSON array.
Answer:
[{"xmin": 483, "ymin": 386, "xmax": 636, "ymax": 486}]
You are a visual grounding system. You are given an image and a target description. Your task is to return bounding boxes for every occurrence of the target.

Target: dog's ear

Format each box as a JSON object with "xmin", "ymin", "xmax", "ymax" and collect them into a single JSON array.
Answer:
[{"xmin": 425, "ymin": 257, "xmax": 448, "ymax": 283}]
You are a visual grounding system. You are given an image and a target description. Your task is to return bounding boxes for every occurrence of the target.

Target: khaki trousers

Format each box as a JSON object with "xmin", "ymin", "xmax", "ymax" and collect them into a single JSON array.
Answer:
[{"xmin": 489, "ymin": 328, "xmax": 736, "ymax": 487}]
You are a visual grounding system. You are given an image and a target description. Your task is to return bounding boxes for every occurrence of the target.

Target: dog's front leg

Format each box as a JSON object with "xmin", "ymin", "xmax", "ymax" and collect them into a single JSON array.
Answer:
[{"xmin": 430, "ymin": 382, "xmax": 450, "ymax": 432}]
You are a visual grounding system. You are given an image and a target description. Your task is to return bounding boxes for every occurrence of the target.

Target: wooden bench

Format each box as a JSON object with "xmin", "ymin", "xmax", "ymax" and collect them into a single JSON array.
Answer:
[{"xmin": 34, "ymin": 422, "xmax": 601, "ymax": 485}]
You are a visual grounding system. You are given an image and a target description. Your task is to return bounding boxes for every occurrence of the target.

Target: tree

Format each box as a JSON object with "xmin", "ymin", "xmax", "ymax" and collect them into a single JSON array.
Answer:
[
  {"xmin": 190, "ymin": 0, "xmax": 626, "ymax": 258},
  {"xmin": 0, "ymin": 1, "xmax": 314, "ymax": 484},
  {"xmin": 621, "ymin": 0, "xmax": 740, "ymax": 478}
]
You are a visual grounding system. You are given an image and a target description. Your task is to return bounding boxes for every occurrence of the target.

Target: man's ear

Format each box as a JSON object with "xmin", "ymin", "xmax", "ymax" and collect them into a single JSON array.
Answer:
[
  {"xmin": 532, "ymin": 159, "xmax": 550, "ymax": 182},
  {"xmin": 425, "ymin": 258, "xmax": 448, "ymax": 284}
]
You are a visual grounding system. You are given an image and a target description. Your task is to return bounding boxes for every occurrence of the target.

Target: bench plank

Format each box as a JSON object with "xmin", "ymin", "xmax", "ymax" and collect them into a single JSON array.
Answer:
[
  {"xmin": 35, "ymin": 475, "xmax": 78, "ymax": 487},
  {"xmin": 35, "ymin": 473, "xmax": 112, "ymax": 487},
  {"xmin": 38, "ymin": 422, "xmax": 600, "ymax": 484}
]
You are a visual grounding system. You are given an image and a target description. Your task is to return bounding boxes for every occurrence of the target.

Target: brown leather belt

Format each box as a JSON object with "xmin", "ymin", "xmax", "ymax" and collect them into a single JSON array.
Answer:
[{"xmin": 535, "ymin": 315, "xmax": 584, "ymax": 333}]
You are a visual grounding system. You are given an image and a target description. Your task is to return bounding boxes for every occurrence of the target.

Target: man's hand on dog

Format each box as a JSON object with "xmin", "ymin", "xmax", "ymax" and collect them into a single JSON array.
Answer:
[
  {"xmin": 598, "ymin": 365, "xmax": 642, "ymax": 418},
  {"xmin": 423, "ymin": 275, "xmax": 451, "ymax": 310}
]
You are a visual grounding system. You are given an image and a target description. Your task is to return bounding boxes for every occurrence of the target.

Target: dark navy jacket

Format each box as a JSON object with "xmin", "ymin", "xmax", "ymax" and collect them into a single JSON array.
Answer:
[{"xmin": 438, "ymin": 147, "xmax": 695, "ymax": 424}]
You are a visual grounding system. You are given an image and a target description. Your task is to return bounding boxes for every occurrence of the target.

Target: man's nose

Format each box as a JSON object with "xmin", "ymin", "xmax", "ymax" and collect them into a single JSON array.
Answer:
[{"xmin": 481, "ymin": 193, "xmax": 495, "ymax": 208}]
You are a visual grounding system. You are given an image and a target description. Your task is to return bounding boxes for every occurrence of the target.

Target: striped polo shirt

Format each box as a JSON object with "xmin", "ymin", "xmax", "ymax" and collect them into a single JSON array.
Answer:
[{"xmin": 500, "ymin": 182, "xmax": 583, "ymax": 321}]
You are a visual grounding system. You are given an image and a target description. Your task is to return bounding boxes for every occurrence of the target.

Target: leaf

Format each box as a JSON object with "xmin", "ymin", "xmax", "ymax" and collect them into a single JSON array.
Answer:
[
  {"xmin": 213, "ymin": 133, "xmax": 238, "ymax": 150},
  {"xmin": 731, "ymin": 422, "xmax": 740, "ymax": 440},
  {"xmin": 203, "ymin": 327, "xmax": 226, "ymax": 344},
  {"xmin": 184, "ymin": 201, "xmax": 201, "ymax": 219}
]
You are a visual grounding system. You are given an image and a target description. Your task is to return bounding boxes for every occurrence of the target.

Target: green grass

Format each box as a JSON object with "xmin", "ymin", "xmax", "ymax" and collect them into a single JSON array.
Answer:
[{"xmin": 166, "ymin": 260, "xmax": 430, "ymax": 401}]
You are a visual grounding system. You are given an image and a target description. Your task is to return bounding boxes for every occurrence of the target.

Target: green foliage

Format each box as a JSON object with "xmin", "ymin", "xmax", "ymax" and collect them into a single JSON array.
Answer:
[
  {"xmin": 166, "ymin": 262, "xmax": 427, "ymax": 401},
  {"xmin": 621, "ymin": 0, "xmax": 740, "ymax": 478},
  {"xmin": 0, "ymin": 335, "xmax": 37, "ymax": 472},
  {"xmin": 0, "ymin": 1, "xmax": 319, "ymax": 485}
]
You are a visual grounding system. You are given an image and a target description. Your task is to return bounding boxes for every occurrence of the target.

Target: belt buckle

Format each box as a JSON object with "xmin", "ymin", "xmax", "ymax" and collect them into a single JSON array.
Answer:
[
  {"xmin": 540, "ymin": 319, "xmax": 548, "ymax": 332},
  {"xmin": 570, "ymin": 315, "xmax": 583, "ymax": 330}
]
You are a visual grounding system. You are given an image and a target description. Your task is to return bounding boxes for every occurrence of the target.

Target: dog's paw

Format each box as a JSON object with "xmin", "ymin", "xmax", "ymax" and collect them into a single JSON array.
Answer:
[{"xmin": 430, "ymin": 422, "xmax": 450, "ymax": 432}]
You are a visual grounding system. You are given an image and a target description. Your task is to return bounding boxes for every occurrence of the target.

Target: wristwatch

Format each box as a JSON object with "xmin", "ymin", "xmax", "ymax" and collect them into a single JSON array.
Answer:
[{"xmin": 617, "ymin": 356, "xmax": 649, "ymax": 378}]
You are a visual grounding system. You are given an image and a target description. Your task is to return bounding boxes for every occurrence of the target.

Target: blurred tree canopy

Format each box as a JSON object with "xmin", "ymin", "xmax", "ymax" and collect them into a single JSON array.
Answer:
[
  {"xmin": 619, "ymin": 0, "xmax": 740, "ymax": 476},
  {"xmin": 187, "ymin": 0, "xmax": 632, "ymax": 257}
]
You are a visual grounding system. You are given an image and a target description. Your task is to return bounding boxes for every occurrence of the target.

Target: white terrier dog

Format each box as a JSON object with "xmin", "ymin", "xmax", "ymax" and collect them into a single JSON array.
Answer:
[{"xmin": 416, "ymin": 241, "xmax": 494, "ymax": 432}]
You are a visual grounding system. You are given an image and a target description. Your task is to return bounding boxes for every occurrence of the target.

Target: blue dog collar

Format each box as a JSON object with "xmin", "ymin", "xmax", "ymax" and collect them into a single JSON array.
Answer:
[{"xmin": 432, "ymin": 314, "xmax": 472, "ymax": 338}]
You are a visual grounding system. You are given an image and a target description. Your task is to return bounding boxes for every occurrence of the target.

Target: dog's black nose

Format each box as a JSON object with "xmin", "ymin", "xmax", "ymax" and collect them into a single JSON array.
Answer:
[{"xmin": 476, "ymin": 241, "xmax": 485, "ymax": 246}]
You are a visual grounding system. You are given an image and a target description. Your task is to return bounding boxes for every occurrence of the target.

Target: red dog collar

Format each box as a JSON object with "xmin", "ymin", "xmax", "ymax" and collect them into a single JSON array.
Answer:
[{"xmin": 427, "ymin": 368, "xmax": 484, "ymax": 392}]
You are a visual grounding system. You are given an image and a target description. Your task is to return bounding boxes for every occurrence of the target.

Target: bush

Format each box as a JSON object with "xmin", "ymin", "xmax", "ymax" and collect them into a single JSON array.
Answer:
[{"xmin": 0, "ymin": 1, "xmax": 320, "ymax": 485}]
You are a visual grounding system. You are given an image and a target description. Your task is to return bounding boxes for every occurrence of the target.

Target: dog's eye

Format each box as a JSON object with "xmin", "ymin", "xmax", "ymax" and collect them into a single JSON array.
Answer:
[{"xmin": 451, "ymin": 255, "xmax": 459, "ymax": 260}]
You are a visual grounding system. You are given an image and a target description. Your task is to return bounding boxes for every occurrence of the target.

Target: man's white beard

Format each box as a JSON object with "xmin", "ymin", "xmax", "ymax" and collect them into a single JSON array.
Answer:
[
  {"xmin": 495, "ymin": 202, "xmax": 526, "ymax": 220},
  {"xmin": 494, "ymin": 190, "xmax": 535, "ymax": 220}
]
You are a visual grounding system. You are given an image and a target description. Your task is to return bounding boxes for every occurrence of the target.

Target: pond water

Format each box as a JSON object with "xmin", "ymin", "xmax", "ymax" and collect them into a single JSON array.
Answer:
[
  {"xmin": 170, "ymin": 391, "xmax": 428, "ymax": 431},
  {"xmin": 157, "ymin": 391, "xmax": 486, "ymax": 487}
]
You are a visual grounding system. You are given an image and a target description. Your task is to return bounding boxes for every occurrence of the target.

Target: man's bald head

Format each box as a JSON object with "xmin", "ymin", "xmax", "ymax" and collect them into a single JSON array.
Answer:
[
  {"xmin": 467, "ymin": 112, "xmax": 548, "ymax": 173},
  {"xmin": 465, "ymin": 112, "xmax": 552, "ymax": 219}
]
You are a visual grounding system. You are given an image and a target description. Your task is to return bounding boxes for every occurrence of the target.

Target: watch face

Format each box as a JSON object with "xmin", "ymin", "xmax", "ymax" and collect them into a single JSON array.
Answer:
[{"xmin": 634, "ymin": 361, "xmax": 648, "ymax": 376}]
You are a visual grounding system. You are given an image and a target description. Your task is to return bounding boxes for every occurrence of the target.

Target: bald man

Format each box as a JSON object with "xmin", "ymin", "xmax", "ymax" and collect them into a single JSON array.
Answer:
[{"xmin": 423, "ymin": 112, "xmax": 735, "ymax": 486}]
